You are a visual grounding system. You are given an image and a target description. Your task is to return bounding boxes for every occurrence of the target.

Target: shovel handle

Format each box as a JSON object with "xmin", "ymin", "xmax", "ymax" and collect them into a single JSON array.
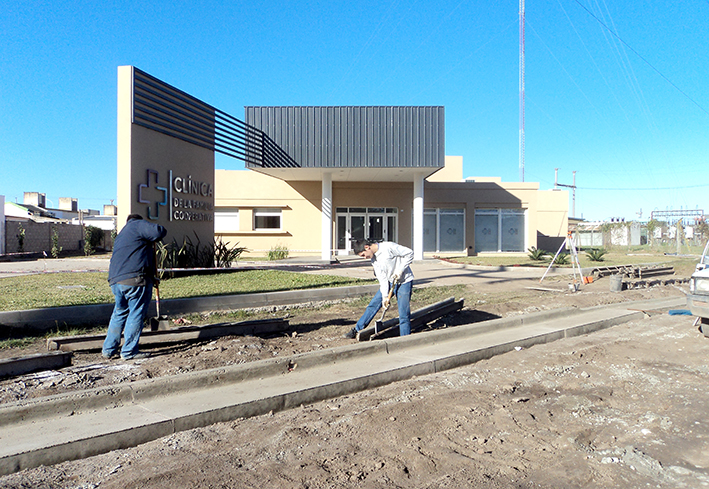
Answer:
[{"xmin": 155, "ymin": 283, "xmax": 161, "ymax": 317}]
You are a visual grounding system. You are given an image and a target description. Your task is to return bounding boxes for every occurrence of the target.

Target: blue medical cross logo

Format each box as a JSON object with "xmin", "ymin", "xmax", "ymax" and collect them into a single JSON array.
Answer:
[{"xmin": 137, "ymin": 169, "xmax": 168, "ymax": 220}]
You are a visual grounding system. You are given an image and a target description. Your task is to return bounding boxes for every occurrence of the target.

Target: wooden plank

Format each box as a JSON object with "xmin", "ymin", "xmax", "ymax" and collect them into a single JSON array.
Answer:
[
  {"xmin": 357, "ymin": 297, "xmax": 463, "ymax": 341},
  {"xmin": 47, "ymin": 318, "xmax": 290, "ymax": 352},
  {"xmin": 371, "ymin": 299, "xmax": 465, "ymax": 340},
  {"xmin": 357, "ymin": 297, "xmax": 456, "ymax": 341}
]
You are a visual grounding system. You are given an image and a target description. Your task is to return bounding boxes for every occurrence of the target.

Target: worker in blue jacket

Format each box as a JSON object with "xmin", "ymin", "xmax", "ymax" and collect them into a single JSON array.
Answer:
[{"xmin": 102, "ymin": 214, "xmax": 167, "ymax": 360}]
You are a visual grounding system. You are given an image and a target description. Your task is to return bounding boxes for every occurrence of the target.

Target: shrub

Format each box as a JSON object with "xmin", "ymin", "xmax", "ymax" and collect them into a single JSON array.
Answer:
[
  {"xmin": 267, "ymin": 245, "xmax": 289, "ymax": 261},
  {"xmin": 585, "ymin": 247, "xmax": 607, "ymax": 262},
  {"xmin": 527, "ymin": 246, "xmax": 549, "ymax": 261},
  {"xmin": 553, "ymin": 252, "xmax": 570, "ymax": 265},
  {"xmin": 83, "ymin": 226, "xmax": 103, "ymax": 256},
  {"xmin": 156, "ymin": 234, "xmax": 247, "ymax": 276},
  {"xmin": 214, "ymin": 238, "xmax": 247, "ymax": 268}
]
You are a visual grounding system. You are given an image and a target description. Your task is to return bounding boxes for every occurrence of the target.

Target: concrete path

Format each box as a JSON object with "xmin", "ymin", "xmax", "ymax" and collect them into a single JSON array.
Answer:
[
  {"xmin": 0, "ymin": 256, "xmax": 570, "ymax": 330},
  {"xmin": 0, "ymin": 295, "xmax": 683, "ymax": 476}
]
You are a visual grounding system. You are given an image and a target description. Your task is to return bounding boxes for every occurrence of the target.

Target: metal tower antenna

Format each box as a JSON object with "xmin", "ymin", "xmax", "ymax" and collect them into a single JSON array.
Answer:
[{"xmin": 519, "ymin": 0, "xmax": 525, "ymax": 182}]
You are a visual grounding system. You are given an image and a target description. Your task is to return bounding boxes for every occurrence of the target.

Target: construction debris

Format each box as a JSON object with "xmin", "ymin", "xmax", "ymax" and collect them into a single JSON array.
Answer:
[{"xmin": 591, "ymin": 264, "xmax": 674, "ymax": 280}]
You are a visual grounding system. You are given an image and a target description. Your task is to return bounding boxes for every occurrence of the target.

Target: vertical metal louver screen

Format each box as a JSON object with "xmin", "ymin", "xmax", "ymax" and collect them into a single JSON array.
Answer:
[
  {"xmin": 245, "ymin": 106, "xmax": 444, "ymax": 169},
  {"xmin": 131, "ymin": 67, "xmax": 263, "ymax": 165}
]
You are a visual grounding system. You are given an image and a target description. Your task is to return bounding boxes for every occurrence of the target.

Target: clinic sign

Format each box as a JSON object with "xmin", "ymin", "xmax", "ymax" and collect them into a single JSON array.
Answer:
[
  {"xmin": 137, "ymin": 169, "xmax": 214, "ymax": 222},
  {"xmin": 171, "ymin": 173, "xmax": 214, "ymax": 221},
  {"xmin": 118, "ymin": 65, "xmax": 216, "ymax": 246}
]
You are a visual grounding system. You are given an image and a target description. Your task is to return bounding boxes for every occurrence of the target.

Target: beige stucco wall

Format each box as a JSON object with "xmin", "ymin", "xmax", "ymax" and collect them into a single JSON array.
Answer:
[
  {"xmin": 215, "ymin": 170, "xmax": 323, "ymax": 255},
  {"xmin": 536, "ymin": 189, "xmax": 570, "ymax": 241},
  {"xmin": 426, "ymin": 155, "xmax": 463, "ymax": 182},
  {"xmin": 214, "ymin": 170, "xmax": 417, "ymax": 256},
  {"xmin": 214, "ymin": 160, "xmax": 569, "ymax": 257}
]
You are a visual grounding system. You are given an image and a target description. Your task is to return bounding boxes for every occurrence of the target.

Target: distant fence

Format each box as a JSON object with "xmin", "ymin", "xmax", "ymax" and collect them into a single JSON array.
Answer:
[{"xmin": 3, "ymin": 221, "xmax": 114, "ymax": 256}]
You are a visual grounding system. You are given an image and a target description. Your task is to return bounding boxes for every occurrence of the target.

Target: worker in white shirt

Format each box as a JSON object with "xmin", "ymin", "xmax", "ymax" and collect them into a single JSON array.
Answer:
[{"xmin": 344, "ymin": 239, "xmax": 414, "ymax": 338}]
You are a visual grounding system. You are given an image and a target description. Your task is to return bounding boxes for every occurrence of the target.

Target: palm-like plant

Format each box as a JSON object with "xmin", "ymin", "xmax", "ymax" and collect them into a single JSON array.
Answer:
[
  {"xmin": 585, "ymin": 248, "xmax": 607, "ymax": 262},
  {"xmin": 528, "ymin": 246, "xmax": 550, "ymax": 261}
]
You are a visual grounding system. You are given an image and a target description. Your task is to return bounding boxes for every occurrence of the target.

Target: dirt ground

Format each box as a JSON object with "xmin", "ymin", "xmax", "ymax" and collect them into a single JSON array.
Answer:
[{"xmin": 2, "ymin": 274, "xmax": 708, "ymax": 488}]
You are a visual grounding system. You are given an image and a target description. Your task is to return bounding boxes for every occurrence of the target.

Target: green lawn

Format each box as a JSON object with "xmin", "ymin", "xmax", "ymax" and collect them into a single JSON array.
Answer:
[
  {"xmin": 441, "ymin": 249, "xmax": 700, "ymax": 276},
  {"xmin": 0, "ymin": 270, "xmax": 373, "ymax": 312},
  {"xmin": 0, "ymin": 246, "xmax": 701, "ymax": 313}
]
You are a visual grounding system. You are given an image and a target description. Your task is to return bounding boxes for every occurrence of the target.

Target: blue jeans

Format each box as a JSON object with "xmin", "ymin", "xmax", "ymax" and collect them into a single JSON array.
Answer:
[
  {"xmin": 102, "ymin": 283, "xmax": 153, "ymax": 359},
  {"xmin": 355, "ymin": 281, "xmax": 413, "ymax": 336}
]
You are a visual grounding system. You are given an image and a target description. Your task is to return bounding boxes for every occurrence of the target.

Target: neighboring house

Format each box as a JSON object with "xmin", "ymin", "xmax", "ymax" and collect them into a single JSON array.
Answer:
[
  {"xmin": 4, "ymin": 201, "xmax": 59, "ymax": 222},
  {"xmin": 70, "ymin": 215, "xmax": 117, "ymax": 231},
  {"xmin": 214, "ymin": 106, "xmax": 568, "ymax": 258}
]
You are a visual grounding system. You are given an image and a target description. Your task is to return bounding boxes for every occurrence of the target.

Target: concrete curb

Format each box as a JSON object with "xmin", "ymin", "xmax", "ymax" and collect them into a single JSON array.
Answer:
[
  {"xmin": 0, "ymin": 305, "xmax": 579, "ymax": 424},
  {"xmin": 0, "ymin": 352, "xmax": 73, "ymax": 379},
  {"xmin": 0, "ymin": 284, "xmax": 379, "ymax": 331},
  {"xmin": 1, "ymin": 298, "xmax": 681, "ymax": 424},
  {"xmin": 0, "ymin": 296, "xmax": 686, "ymax": 476}
]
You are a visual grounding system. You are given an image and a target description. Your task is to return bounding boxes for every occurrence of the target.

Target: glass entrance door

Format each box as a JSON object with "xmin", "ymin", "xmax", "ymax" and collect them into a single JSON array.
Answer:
[
  {"xmin": 368, "ymin": 215, "xmax": 384, "ymax": 242},
  {"xmin": 335, "ymin": 208, "xmax": 398, "ymax": 254}
]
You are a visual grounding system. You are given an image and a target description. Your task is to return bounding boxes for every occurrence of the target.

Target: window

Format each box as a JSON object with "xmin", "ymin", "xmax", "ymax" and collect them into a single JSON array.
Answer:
[
  {"xmin": 474, "ymin": 209, "xmax": 525, "ymax": 252},
  {"xmin": 214, "ymin": 209, "xmax": 239, "ymax": 233},
  {"xmin": 253, "ymin": 208, "xmax": 281, "ymax": 230},
  {"xmin": 424, "ymin": 208, "xmax": 465, "ymax": 252}
]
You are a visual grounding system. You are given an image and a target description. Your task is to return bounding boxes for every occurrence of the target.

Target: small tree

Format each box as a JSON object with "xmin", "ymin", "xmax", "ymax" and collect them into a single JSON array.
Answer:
[
  {"xmin": 696, "ymin": 219, "xmax": 709, "ymax": 243},
  {"xmin": 645, "ymin": 219, "xmax": 660, "ymax": 248},
  {"xmin": 16, "ymin": 223, "xmax": 25, "ymax": 253},
  {"xmin": 50, "ymin": 227, "xmax": 63, "ymax": 258}
]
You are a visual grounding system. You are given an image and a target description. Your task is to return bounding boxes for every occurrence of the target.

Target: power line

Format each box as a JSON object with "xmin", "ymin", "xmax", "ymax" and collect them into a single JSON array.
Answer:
[{"xmin": 573, "ymin": 0, "xmax": 709, "ymax": 116}]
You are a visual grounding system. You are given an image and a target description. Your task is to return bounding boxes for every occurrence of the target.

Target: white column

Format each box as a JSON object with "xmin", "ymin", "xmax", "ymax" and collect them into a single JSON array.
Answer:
[
  {"xmin": 321, "ymin": 173, "xmax": 333, "ymax": 261},
  {"xmin": 413, "ymin": 173, "xmax": 424, "ymax": 260}
]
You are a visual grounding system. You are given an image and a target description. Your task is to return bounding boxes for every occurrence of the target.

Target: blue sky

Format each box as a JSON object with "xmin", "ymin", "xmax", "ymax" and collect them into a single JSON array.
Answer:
[{"xmin": 1, "ymin": 0, "xmax": 707, "ymax": 222}]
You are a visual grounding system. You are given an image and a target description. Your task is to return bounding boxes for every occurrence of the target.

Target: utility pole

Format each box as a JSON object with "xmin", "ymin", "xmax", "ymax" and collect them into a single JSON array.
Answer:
[
  {"xmin": 555, "ymin": 169, "xmax": 577, "ymax": 218},
  {"xmin": 519, "ymin": 0, "xmax": 525, "ymax": 182}
]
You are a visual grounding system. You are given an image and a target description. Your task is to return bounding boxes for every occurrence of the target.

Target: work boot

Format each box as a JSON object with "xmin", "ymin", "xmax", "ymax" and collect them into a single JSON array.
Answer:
[
  {"xmin": 343, "ymin": 328, "xmax": 358, "ymax": 339},
  {"xmin": 121, "ymin": 351, "xmax": 151, "ymax": 360}
]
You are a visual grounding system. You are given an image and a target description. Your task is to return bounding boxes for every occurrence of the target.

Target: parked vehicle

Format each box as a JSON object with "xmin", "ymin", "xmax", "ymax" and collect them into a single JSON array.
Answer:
[{"xmin": 688, "ymin": 239, "xmax": 709, "ymax": 333}]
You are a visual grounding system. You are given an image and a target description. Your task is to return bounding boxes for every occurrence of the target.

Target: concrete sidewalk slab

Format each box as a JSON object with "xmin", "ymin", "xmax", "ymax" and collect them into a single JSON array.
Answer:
[{"xmin": 0, "ymin": 296, "xmax": 684, "ymax": 476}]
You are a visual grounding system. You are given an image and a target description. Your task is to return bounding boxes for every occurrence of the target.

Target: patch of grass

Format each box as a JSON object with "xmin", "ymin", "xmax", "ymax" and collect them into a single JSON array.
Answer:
[
  {"xmin": 446, "ymin": 249, "xmax": 700, "ymax": 273},
  {"xmin": 0, "ymin": 270, "xmax": 374, "ymax": 312},
  {"xmin": 0, "ymin": 337, "xmax": 37, "ymax": 349}
]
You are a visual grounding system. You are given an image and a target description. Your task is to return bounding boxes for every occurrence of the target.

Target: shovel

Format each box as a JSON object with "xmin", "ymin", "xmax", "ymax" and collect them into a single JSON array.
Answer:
[
  {"xmin": 374, "ymin": 284, "xmax": 395, "ymax": 335},
  {"xmin": 149, "ymin": 244, "xmax": 170, "ymax": 331},
  {"xmin": 149, "ymin": 283, "xmax": 171, "ymax": 331}
]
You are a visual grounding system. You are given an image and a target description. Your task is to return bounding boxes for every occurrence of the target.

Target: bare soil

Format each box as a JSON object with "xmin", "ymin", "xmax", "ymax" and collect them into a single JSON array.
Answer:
[{"xmin": 2, "ymin": 276, "xmax": 707, "ymax": 488}]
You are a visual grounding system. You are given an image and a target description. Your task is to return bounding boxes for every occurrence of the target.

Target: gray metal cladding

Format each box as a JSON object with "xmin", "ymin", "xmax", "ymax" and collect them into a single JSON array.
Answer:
[{"xmin": 244, "ymin": 106, "xmax": 444, "ymax": 169}]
